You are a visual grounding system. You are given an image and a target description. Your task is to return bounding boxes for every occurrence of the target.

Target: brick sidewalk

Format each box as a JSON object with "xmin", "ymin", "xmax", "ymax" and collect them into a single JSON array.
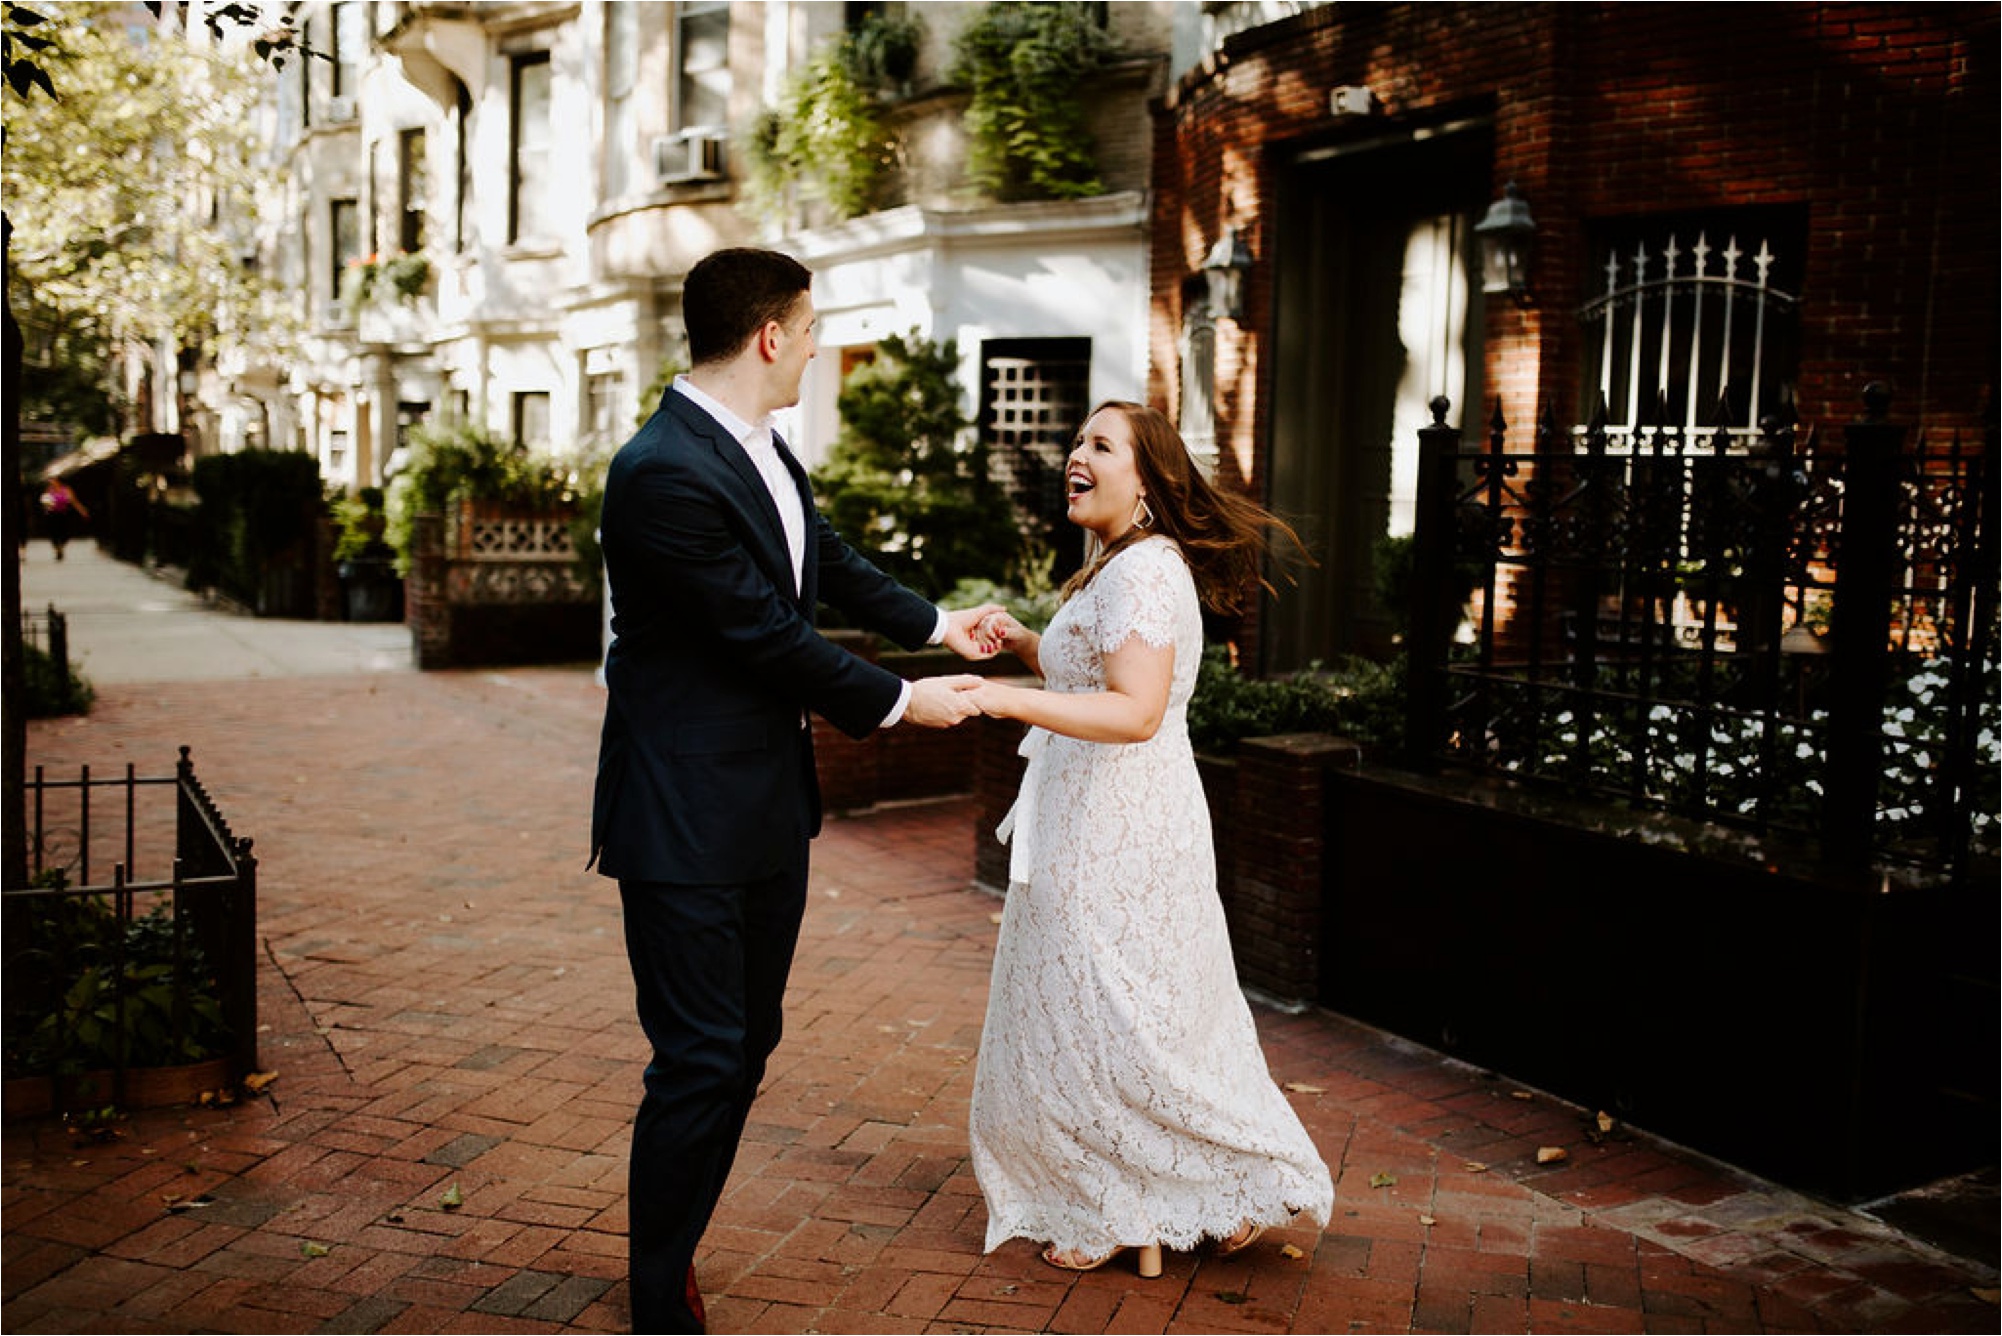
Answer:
[{"xmin": 5, "ymin": 670, "xmax": 1995, "ymax": 1334}]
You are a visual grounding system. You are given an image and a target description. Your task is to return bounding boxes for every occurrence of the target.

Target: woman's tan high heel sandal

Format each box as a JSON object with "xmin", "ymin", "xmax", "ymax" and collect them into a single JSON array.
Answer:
[
  {"xmin": 1215, "ymin": 1222, "xmax": 1265, "ymax": 1257},
  {"xmin": 1042, "ymin": 1242, "xmax": 1164, "ymax": 1279}
]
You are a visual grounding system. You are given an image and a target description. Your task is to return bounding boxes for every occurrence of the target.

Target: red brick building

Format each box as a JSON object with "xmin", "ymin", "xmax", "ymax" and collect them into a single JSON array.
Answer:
[{"xmin": 1151, "ymin": 2, "xmax": 1998, "ymax": 670}]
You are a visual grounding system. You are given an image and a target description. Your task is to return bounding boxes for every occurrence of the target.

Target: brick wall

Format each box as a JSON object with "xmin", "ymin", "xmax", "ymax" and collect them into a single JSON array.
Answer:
[{"xmin": 811, "ymin": 643, "xmax": 987, "ymax": 816}]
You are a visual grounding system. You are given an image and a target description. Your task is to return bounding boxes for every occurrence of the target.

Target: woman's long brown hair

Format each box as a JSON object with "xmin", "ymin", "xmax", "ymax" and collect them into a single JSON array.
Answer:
[{"xmin": 1059, "ymin": 401, "xmax": 1301, "ymax": 616}]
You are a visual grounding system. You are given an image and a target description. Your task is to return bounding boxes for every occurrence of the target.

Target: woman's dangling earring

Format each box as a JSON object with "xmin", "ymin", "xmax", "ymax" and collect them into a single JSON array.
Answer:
[{"xmin": 1133, "ymin": 496, "xmax": 1155, "ymax": 529}]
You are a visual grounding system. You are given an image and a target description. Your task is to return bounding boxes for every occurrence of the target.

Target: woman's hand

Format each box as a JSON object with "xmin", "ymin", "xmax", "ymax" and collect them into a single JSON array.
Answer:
[
  {"xmin": 974, "ymin": 609, "xmax": 1037, "ymax": 660},
  {"xmin": 943, "ymin": 604, "xmax": 1007, "ymax": 659}
]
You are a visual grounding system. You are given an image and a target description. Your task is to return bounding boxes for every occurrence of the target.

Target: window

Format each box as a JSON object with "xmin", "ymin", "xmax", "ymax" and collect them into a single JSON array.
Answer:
[
  {"xmin": 980, "ymin": 337, "xmax": 1092, "ymax": 578},
  {"xmin": 330, "ymin": 197, "xmax": 361, "ymax": 300},
  {"xmin": 513, "ymin": 391, "xmax": 551, "ymax": 451},
  {"xmin": 675, "ymin": 1, "xmax": 730, "ymax": 131},
  {"xmin": 584, "ymin": 362, "xmax": 626, "ymax": 445},
  {"xmin": 331, "ymin": 2, "xmax": 364, "ymax": 98},
  {"xmin": 1579, "ymin": 206, "xmax": 1805, "ymax": 438},
  {"xmin": 509, "ymin": 52, "xmax": 553, "ymax": 243},
  {"xmin": 604, "ymin": 2, "xmax": 638, "ymax": 198},
  {"xmin": 453, "ymin": 79, "xmax": 471, "ymax": 252},
  {"xmin": 398, "ymin": 129, "xmax": 427, "ymax": 254},
  {"xmin": 396, "ymin": 401, "xmax": 431, "ymax": 458},
  {"xmin": 297, "ymin": 17, "xmax": 312, "ymax": 127}
]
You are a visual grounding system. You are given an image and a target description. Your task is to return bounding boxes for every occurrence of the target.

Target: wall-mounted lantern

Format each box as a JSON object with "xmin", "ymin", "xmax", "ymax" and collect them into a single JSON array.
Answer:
[
  {"xmin": 1200, "ymin": 227, "xmax": 1252, "ymax": 322},
  {"xmin": 1475, "ymin": 181, "xmax": 1536, "ymax": 305}
]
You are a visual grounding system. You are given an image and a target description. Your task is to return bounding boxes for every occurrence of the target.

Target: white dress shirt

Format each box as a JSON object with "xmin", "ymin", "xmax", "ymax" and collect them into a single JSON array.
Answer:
[{"xmin": 673, "ymin": 377, "xmax": 943, "ymax": 727}]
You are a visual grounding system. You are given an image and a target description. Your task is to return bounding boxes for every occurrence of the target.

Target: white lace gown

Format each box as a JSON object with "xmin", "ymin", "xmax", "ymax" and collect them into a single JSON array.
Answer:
[{"xmin": 970, "ymin": 536, "xmax": 1335, "ymax": 1258}]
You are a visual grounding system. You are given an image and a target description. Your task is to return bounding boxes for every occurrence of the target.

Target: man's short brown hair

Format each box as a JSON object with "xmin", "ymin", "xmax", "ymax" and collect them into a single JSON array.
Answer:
[{"xmin": 683, "ymin": 248, "xmax": 813, "ymax": 366}]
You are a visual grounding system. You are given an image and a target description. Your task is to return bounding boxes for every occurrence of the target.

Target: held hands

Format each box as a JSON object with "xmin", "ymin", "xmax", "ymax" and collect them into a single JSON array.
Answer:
[
  {"xmin": 904, "ymin": 675, "xmax": 1020, "ymax": 728},
  {"xmin": 908, "ymin": 604, "xmax": 1035, "ymax": 728},
  {"xmin": 905, "ymin": 674, "xmax": 985, "ymax": 728},
  {"xmin": 942, "ymin": 604, "xmax": 1007, "ymax": 660},
  {"xmin": 971, "ymin": 609, "xmax": 1034, "ymax": 658}
]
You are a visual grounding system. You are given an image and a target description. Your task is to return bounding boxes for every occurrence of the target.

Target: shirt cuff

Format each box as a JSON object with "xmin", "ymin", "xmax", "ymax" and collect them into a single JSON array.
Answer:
[
  {"xmin": 882, "ymin": 680, "xmax": 914, "ymax": 729},
  {"xmin": 883, "ymin": 610, "xmax": 947, "ymax": 729}
]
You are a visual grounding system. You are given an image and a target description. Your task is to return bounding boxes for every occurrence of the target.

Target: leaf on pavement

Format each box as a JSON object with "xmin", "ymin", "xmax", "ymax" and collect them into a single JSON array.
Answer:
[
  {"xmin": 1535, "ymin": 1146, "xmax": 1568, "ymax": 1164},
  {"xmin": 439, "ymin": 1181, "xmax": 464, "ymax": 1210},
  {"xmin": 243, "ymin": 1071, "xmax": 278, "ymax": 1094},
  {"xmin": 300, "ymin": 1241, "xmax": 329, "ymax": 1258},
  {"xmin": 1462, "ymin": 1161, "xmax": 1489, "ymax": 1173},
  {"xmin": 1280, "ymin": 1243, "xmax": 1306, "ymax": 1259},
  {"xmin": 1283, "ymin": 1082, "xmax": 1326, "ymax": 1094},
  {"xmin": 1369, "ymin": 1171, "xmax": 1397, "ymax": 1189}
]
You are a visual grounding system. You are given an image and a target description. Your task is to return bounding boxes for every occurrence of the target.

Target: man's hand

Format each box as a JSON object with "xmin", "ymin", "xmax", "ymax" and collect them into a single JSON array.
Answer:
[
  {"xmin": 904, "ymin": 674, "xmax": 985, "ymax": 728},
  {"xmin": 942, "ymin": 604, "xmax": 1007, "ymax": 660}
]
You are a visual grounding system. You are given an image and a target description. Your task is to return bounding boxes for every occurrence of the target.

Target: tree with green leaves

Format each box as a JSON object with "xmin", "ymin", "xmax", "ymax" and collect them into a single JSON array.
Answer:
[
  {"xmin": 3, "ymin": 0, "xmax": 300, "ymax": 893},
  {"xmin": 4, "ymin": 0, "xmax": 291, "ymax": 432},
  {"xmin": 811, "ymin": 331, "xmax": 1023, "ymax": 603}
]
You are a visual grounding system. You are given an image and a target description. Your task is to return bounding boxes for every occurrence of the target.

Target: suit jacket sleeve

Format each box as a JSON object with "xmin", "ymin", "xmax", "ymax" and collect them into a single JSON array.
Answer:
[{"xmin": 612, "ymin": 446, "xmax": 928, "ymax": 739}]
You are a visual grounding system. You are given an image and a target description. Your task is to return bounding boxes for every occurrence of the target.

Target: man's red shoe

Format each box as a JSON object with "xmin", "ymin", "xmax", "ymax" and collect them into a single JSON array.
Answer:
[{"xmin": 685, "ymin": 1264, "xmax": 707, "ymax": 1331}]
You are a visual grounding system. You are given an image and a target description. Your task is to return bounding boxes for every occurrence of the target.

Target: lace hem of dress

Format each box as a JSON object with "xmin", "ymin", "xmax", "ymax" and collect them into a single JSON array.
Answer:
[{"xmin": 984, "ymin": 1196, "xmax": 1333, "ymax": 1257}]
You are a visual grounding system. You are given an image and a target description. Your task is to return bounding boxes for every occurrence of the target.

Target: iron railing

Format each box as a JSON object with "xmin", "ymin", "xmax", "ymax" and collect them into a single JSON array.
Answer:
[
  {"xmin": 3, "ymin": 748, "xmax": 258, "ymax": 1101},
  {"xmin": 1405, "ymin": 385, "xmax": 1998, "ymax": 888},
  {"xmin": 19, "ymin": 604, "xmax": 70, "ymax": 679}
]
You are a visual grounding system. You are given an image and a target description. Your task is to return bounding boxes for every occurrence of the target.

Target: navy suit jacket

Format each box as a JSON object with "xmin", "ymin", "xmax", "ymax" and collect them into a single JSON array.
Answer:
[{"xmin": 589, "ymin": 388, "xmax": 939, "ymax": 884}]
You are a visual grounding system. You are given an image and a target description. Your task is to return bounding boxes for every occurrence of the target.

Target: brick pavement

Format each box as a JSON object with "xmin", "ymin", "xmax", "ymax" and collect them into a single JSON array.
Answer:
[{"xmin": 5, "ymin": 667, "xmax": 1997, "ymax": 1334}]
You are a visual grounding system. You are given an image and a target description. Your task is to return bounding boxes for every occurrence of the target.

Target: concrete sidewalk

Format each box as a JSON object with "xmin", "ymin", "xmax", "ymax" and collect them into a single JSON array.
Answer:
[
  {"xmin": 20, "ymin": 538, "xmax": 412, "ymax": 683},
  {"xmin": 4, "ymin": 547, "xmax": 1997, "ymax": 1334}
]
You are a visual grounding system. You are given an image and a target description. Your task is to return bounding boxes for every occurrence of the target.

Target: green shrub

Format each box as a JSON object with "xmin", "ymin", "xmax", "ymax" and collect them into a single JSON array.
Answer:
[
  {"xmin": 941, "ymin": 542, "xmax": 1064, "ymax": 633},
  {"xmin": 22, "ymin": 641, "xmax": 92, "ymax": 718},
  {"xmin": 4, "ymin": 892, "xmax": 229, "ymax": 1078},
  {"xmin": 950, "ymin": 2, "xmax": 1113, "ymax": 201},
  {"xmin": 743, "ymin": 13, "xmax": 918, "ymax": 225},
  {"xmin": 1187, "ymin": 646, "xmax": 1405, "ymax": 755},
  {"xmin": 384, "ymin": 421, "xmax": 602, "ymax": 580},
  {"xmin": 187, "ymin": 448, "xmax": 325, "ymax": 609},
  {"xmin": 330, "ymin": 486, "xmax": 390, "ymax": 564},
  {"xmin": 811, "ymin": 330, "xmax": 1022, "ymax": 602}
]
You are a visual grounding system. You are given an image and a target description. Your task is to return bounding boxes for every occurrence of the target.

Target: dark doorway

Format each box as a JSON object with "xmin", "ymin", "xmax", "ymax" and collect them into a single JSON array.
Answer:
[{"xmin": 1264, "ymin": 123, "xmax": 1492, "ymax": 671}]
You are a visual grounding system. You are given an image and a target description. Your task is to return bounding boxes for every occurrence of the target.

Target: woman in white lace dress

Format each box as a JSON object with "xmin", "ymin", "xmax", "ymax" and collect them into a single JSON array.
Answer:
[{"xmin": 965, "ymin": 402, "xmax": 1333, "ymax": 1277}]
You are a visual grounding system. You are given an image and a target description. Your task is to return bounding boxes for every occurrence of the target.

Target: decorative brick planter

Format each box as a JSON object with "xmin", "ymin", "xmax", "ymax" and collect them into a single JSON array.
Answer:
[
  {"xmin": 407, "ymin": 503, "xmax": 598, "ymax": 669},
  {"xmin": 813, "ymin": 635, "xmax": 985, "ymax": 815}
]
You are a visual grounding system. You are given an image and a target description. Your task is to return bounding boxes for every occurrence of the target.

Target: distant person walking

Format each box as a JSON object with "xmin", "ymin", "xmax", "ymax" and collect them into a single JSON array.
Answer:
[{"xmin": 39, "ymin": 479, "xmax": 88, "ymax": 560}]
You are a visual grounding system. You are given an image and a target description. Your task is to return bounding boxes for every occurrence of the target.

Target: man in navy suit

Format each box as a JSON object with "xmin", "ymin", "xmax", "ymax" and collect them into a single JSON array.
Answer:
[{"xmin": 590, "ymin": 247, "xmax": 996, "ymax": 1333}]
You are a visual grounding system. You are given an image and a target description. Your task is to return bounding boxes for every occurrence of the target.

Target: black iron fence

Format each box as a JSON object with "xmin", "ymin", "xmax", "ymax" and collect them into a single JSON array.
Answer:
[
  {"xmin": 3, "ymin": 748, "xmax": 258, "ymax": 1103},
  {"xmin": 19, "ymin": 604, "xmax": 70, "ymax": 677},
  {"xmin": 1405, "ymin": 385, "xmax": 1998, "ymax": 889}
]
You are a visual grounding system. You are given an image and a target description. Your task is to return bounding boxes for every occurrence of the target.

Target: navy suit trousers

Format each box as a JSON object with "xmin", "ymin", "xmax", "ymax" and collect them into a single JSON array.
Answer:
[{"xmin": 618, "ymin": 845, "xmax": 809, "ymax": 1333}]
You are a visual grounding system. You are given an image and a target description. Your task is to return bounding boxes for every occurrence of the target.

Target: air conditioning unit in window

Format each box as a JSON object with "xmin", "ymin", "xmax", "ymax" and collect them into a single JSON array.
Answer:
[
  {"xmin": 326, "ymin": 94, "xmax": 357, "ymax": 123},
  {"xmin": 653, "ymin": 130, "xmax": 725, "ymax": 185}
]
